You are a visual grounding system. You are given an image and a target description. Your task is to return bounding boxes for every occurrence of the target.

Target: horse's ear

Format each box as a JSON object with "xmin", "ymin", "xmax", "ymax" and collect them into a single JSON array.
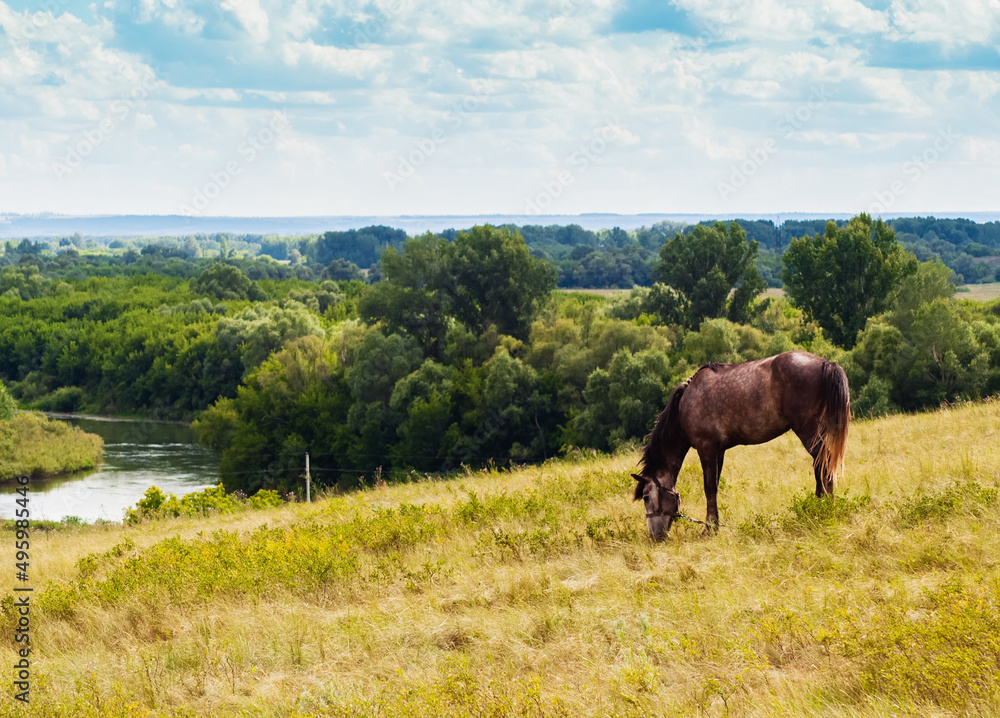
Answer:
[{"xmin": 632, "ymin": 474, "xmax": 645, "ymax": 501}]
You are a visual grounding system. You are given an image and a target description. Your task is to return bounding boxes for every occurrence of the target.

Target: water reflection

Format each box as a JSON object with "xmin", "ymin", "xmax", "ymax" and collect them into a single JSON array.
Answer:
[{"xmin": 0, "ymin": 415, "xmax": 219, "ymax": 523}]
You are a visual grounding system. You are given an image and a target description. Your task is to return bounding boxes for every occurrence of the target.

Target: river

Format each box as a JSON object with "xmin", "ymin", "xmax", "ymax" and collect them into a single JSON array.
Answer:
[{"xmin": 0, "ymin": 416, "xmax": 219, "ymax": 523}]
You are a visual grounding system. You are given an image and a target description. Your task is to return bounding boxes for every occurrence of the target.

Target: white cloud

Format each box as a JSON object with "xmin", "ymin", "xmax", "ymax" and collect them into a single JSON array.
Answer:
[
  {"xmin": 888, "ymin": 0, "xmax": 1000, "ymax": 46},
  {"xmin": 220, "ymin": 0, "xmax": 270, "ymax": 42},
  {"xmin": 859, "ymin": 73, "xmax": 933, "ymax": 116},
  {"xmin": 134, "ymin": 0, "xmax": 204, "ymax": 33},
  {"xmin": 818, "ymin": 0, "xmax": 888, "ymax": 34},
  {"xmin": 279, "ymin": 40, "xmax": 384, "ymax": 76},
  {"xmin": 134, "ymin": 112, "xmax": 157, "ymax": 129}
]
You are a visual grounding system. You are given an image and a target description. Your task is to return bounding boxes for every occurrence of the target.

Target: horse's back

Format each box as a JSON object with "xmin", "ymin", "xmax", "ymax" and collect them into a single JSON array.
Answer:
[{"xmin": 680, "ymin": 354, "xmax": 791, "ymax": 448}]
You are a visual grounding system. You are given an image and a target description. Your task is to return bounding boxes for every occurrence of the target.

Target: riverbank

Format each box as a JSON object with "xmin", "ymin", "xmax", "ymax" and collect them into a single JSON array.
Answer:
[
  {"xmin": 0, "ymin": 415, "xmax": 216, "ymax": 522},
  {"xmin": 0, "ymin": 412, "xmax": 103, "ymax": 481}
]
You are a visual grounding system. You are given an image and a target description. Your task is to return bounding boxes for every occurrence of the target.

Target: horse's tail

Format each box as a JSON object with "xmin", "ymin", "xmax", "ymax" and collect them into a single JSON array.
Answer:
[{"xmin": 816, "ymin": 361, "xmax": 850, "ymax": 484}]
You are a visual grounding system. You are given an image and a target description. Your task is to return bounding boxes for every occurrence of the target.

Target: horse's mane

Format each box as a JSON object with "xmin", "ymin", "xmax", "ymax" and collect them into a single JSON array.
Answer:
[
  {"xmin": 639, "ymin": 362, "xmax": 724, "ymax": 478},
  {"xmin": 639, "ymin": 380, "xmax": 689, "ymax": 478}
]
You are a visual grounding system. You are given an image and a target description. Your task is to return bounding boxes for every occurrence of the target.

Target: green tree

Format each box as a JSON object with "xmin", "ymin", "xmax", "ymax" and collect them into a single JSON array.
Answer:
[
  {"xmin": 215, "ymin": 305, "xmax": 325, "ymax": 372},
  {"xmin": 340, "ymin": 327, "xmax": 424, "ymax": 472},
  {"xmin": 0, "ymin": 265, "xmax": 51, "ymax": 300},
  {"xmin": 323, "ymin": 259, "xmax": 364, "ymax": 282},
  {"xmin": 194, "ymin": 336, "xmax": 354, "ymax": 493},
  {"xmin": 889, "ymin": 259, "xmax": 956, "ymax": 335},
  {"xmin": 682, "ymin": 318, "xmax": 769, "ymax": 365},
  {"xmin": 312, "ymin": 226, "xmax": 408, "ymax": 267},
  {"xmin": 568, "ymin": 349, "xmax": 672, "ymax": 451},
  {"xmin": 444, "ymin": 225, "xmax": 557, "ymax": 339},
  {"xmin": 782, "ymin": 214, "xmax": 917, "ymax": 348},
  {"xmin": 191, "ymin": 263, "xmax": 266, "ymax": 301},
  {"xmin": 653, "ymin": 222, "xmax": 767, "ymax": 328},
  {"xmin": 358, "ymin": 233, "xmax": 451, "ymax": 358},
  {"xmin": 389, "ymin": 360, "xmax": 457, "ymax": 470},
  {"xmin": 360, "ymin": 226, "xmax": 556, "ymax": 351}
]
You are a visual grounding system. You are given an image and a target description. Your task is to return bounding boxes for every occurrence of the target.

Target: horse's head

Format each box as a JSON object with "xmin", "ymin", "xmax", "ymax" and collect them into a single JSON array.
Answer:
[{"xmin": 632, "ymin": 473, "xmax": 679, "ymax": 541}]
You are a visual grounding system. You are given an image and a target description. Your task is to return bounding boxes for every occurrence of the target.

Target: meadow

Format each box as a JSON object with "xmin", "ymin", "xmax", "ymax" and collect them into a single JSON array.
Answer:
[{"xmin": 1, "ymin": 398, "xmax": 999, "ymax": 717}]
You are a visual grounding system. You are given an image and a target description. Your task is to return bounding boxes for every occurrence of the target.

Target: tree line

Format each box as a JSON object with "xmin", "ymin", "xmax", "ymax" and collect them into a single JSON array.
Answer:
[
  {"xmin": 9, "ymin": 214, "xmax": 997, "ymax": 293},
  {"xmin": 2, "ymin": 216, "xmax": 998, "ymax": 493}
]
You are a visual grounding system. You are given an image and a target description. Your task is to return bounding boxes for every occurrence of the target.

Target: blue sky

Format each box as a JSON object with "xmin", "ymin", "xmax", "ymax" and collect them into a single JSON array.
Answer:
[{"xmin": 1, "ymin": 0, "xmax": 998, "ymax": 217}]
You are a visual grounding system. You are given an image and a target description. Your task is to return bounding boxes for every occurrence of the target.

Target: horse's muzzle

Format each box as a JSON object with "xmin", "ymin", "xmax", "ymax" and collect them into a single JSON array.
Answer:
[{"xmin": 646, "ymin": 514, "xmax": 674, "ymax": 541}]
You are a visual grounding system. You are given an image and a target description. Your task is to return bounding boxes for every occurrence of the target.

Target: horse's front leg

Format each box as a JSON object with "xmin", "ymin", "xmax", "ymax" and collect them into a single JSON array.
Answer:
[{"xmin": 697, "ymin": 447, "xmax": 724, "ymax": 533}]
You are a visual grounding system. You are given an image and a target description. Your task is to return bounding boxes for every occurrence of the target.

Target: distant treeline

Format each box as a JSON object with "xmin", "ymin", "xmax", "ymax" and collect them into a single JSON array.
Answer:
[{"xmin": 7, "ymin": 215, "xmax": 998, "ymax": 291}]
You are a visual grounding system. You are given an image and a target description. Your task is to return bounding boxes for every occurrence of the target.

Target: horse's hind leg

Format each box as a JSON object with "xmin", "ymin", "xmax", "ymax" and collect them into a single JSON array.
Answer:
[
  {"xmin": 796, "ymin": 429, "xmax": 834, "ymax": 497},
  {"xmin": 697, "ymin": 447, "xmax": 724, "ymax": 532}
]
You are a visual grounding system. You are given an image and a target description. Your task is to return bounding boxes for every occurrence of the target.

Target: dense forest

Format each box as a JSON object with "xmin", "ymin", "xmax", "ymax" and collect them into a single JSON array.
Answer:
[{"xmin": 1, "ymin": 215, "xmax": 998, "ymax": 493}]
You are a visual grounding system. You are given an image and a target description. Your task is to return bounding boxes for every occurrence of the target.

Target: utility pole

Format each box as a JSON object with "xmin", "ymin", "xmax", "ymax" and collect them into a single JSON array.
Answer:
[{"xmin": 305, "ymin": 452, "xmax": 311, "ymax": 503}]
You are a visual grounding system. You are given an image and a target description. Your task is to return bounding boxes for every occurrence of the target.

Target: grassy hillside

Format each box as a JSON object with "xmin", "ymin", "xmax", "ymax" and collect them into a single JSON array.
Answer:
[{"xmin": 2, "ymin": 400, "xmax": 999, "ymax": 717}]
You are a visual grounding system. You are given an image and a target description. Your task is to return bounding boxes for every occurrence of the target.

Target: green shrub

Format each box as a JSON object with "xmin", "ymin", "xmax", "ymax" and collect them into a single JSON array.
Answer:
[
  {"xmin": 785, "ymin": 492, "xmax": 871, "ymax": 531},
  {"xmin": 125, "ymin": 484, "xmax": 287, "ymax": 523},
  {"xmin": 69, "ymin": 525, "xmax": 358, "ymax": 606},
  {"xmin": 350, "ymin": 504, "xmax": 447, "ymax": 553},
  {"xmin": 454, "ymin": 489, "xmax": 551, "ymax": 525},
  {"xmin": 34, "ymin": 386, "xmax": 85, "ymax": 413},
  {"xmin": 41, "ymin": 501, "xmax": 451, "ymax": 614},
  {"xmin": 897, "ymin": 480, "xmax": 998, "ymax": 527},
  {"xmin": 840, "ymin": 580, "xmax": 1000, "ymax": 711},
  {"xmin": 0, "ymin": 380, "xmax": 16, "ymax": 421},
  {"xmin": 247, "ymin": 488, "xmax": 284, "ymax": 509},
  {"xmin": 852, "ymin": 376, "xmax": 894, "ymax": 418}
]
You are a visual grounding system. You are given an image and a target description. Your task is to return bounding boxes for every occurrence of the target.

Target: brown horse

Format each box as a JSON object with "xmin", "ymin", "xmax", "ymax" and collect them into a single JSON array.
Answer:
[{"xmin": 633, "ymin": 351, "xmax": 850, "ymax": 540}]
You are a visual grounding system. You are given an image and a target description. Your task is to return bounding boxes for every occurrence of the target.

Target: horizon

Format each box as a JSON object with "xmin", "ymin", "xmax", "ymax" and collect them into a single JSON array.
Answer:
[{"xmin": 5, "ymin": 210, "xmax": 1000, "ymax": 239}]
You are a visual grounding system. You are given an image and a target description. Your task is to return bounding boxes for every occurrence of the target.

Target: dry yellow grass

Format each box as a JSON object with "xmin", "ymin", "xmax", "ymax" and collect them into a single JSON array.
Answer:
[{"xmin": 2, "ymin": 400, "xmax": 999, "ymax": 717}]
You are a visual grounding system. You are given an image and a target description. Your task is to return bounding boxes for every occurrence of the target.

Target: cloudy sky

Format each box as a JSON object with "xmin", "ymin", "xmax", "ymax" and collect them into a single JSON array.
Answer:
[{"xmin": 1, "ymin": 0, "xmax": 998, "ymax": 217}]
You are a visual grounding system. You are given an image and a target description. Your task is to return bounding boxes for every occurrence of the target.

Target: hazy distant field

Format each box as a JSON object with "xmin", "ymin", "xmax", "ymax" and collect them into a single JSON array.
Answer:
[
  {"xmin": 957, "ymin": 282, "xmax": 1000, "ymax": 301},
  {"xmin": 563, "ymin": 284, "xmax": 1000, "ymax": 302},
  {"xmin": 6, "ymin": 400, "xmax": 1000, "ymax": 717}
]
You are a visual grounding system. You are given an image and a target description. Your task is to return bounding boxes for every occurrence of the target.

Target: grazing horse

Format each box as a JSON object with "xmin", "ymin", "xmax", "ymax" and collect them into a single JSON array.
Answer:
[{"xmin": 633, "ymin": 351, "xmax": 850, "ymax": 540}]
